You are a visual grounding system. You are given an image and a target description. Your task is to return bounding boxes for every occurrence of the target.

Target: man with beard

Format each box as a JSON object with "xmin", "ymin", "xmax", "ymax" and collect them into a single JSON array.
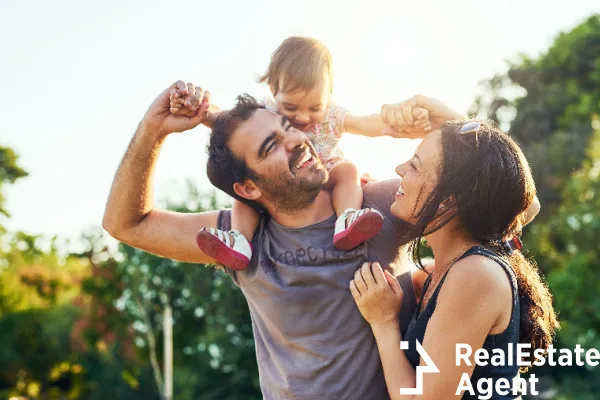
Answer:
[{"xmin": 103, "ymin": 82, "xmax": 458, "ymax": 399}]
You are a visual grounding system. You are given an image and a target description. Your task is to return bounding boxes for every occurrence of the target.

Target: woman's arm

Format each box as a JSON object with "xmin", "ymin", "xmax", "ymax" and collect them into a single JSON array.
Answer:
[
  {"xmin": 352, "ymin": 256, "xmax": 511, "ymax": 399},
  {"xmin": 381, "ymin": 95, "xmax": 463, "ymax": 135}
]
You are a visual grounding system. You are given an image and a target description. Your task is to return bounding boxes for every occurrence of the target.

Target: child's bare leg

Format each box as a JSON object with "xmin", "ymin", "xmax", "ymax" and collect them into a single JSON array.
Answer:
[
  {"xmin": 232, "ymin": 199, "xmax": 260, "ymax": 242},
  {"xmin": 327, "ymin": 161, "xmax": 363, "ymax": 219},
  {"xmin": 328, "ymin": 162, "xmax": 384, "ymax": 250}
]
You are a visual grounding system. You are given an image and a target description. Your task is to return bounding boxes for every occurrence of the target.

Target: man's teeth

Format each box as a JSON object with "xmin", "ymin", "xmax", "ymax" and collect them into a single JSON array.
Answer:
[{"xmin": 295, "ymin": 152, "xmax": 312, "ymax": 169}]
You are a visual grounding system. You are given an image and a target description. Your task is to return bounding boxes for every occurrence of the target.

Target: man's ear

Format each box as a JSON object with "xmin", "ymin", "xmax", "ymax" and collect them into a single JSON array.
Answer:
[{"xmin": 233, "ymin": 180, "xmax": 262, "ymax": 201}]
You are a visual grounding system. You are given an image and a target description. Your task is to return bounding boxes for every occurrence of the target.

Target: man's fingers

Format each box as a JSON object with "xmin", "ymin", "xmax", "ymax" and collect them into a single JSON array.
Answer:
[
  {"xmin": 201, "ymin": 90, "xmax": 212, "ymax": 110},
  {"xmin": 192, "ymin": 86, "xmax": 204, "ymax": 110},
  {"xmin": 185, "ymin": 83, "xmax": 196, "ymax": 108},
  {"xmin": 175, "ymin": 80, "xmax": 188, "ymax": 95},
  {"xmin": 170, "ymin": 87, "xmax": 181, "ymax": 99}
]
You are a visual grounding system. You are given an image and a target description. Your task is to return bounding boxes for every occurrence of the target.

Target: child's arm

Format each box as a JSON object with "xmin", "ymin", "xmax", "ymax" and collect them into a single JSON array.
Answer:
[
  {"xmin": 169, "ymin": 80, "xmax": 222, "ymax": 128},
  {"xmin": 344, "ymin": 108, "xmax": 431, "ymax": 139}
]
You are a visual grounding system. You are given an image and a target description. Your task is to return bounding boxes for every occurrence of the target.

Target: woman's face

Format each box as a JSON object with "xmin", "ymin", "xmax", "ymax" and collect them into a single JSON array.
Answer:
[{"xmin": 391, "ymin": 131, "xmax": 442, "ymax": 223}]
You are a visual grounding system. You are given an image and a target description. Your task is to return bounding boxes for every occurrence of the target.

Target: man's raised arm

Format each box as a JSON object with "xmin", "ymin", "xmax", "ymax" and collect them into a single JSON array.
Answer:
[{"xmin": 102, "ymin": 82, "xmax": 220, "ymax": 264}]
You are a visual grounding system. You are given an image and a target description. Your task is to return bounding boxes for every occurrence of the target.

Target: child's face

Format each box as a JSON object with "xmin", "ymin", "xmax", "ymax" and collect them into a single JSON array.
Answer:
[{"xmin": 273, "ymin": 79, "xmax": 330, "ymax": 132}]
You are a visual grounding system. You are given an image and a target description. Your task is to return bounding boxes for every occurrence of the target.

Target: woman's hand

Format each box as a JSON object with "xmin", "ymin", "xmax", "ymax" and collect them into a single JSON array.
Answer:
[
  {"xmin": 350, "ymin": 262, "xmax": 404, "ymax": 327},
  {"xmin": 381, "ymin": 95, "xmax": 462, "ymax": 137}
]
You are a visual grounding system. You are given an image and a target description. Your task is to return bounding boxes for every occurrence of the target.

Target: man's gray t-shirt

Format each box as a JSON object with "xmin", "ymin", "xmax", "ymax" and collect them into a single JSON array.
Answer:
[{"xmin": 217, "ymin": 179, "xmax": 416, "ymax": 399}]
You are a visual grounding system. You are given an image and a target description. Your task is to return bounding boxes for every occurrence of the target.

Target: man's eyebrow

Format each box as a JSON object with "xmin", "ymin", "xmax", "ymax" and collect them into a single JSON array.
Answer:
[
  {"xmin": 257, "ymin": 117, "xmax": 290, "ymax": 159},
  {"xmin": 258, "ymin": 132, "xmax": 277, "ymax": 159}
]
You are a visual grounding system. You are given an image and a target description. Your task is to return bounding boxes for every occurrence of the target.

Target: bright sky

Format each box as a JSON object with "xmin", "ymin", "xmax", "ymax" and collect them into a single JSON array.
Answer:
[{"xmin": 2, "ymin": 0, "xmax": 599, "ymax": 241}]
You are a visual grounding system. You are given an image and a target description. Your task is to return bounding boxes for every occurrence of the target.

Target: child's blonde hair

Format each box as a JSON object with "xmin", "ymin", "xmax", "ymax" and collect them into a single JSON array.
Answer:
[{"xmin": 259, "ymin": 37, "xmax": 333, "ymax": 95}]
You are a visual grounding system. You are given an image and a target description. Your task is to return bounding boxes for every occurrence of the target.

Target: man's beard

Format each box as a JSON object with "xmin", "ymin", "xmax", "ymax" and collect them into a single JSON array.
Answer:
[{"xmin": 255, "ymin": 164, "xmax": 328, "ymax": 214}]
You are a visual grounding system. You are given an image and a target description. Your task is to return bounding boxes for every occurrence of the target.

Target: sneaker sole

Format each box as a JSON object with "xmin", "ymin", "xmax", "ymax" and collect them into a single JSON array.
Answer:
[
  {"xmin": 196, "ymin": 230, "xmax": 250, "ymax": 271},
  {"xmin": 333, "ymin": 212, "xmax": 384, "ymax": 250}
]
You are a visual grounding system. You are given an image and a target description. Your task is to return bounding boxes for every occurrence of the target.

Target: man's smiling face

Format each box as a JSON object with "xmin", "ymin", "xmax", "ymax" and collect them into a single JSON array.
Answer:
[{"xmin": 228, "ymin": 108, "xmax": 328, "ymax": 213}]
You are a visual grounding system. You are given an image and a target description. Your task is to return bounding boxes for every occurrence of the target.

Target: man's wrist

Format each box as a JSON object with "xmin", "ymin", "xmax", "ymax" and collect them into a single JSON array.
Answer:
[{"xmin": 137, "ymin": 119, "xmax": 168, "ymax": 143}]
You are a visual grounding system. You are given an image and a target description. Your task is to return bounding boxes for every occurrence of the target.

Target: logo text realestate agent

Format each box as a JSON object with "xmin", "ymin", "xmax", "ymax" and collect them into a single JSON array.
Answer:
[{"xmin": 399, "ymin": 341, "xmax": 600, "ymax": 399}]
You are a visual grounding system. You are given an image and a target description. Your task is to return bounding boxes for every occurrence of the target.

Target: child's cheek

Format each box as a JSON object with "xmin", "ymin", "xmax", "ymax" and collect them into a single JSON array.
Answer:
[
  {"xmin": 313, "ymin": 110, "xmax": 325, "ymax": 124},
  {"xmin": 276, "ymin": 106, "xmax": 294, "ymax": 120}
]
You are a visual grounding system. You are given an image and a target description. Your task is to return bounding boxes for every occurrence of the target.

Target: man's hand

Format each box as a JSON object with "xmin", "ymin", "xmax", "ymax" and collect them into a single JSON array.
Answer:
[
  {"xmin": 142, "ymin": 81, "xmax": 211, "ymax": 138},
  {"xmin": 381, "ymin": 95, "xmax": 462, "ymax": 137}
]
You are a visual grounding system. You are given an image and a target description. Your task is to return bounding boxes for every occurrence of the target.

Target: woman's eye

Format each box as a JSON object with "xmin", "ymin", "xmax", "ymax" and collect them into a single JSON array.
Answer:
[
  {"xmin": 310, "ymin": 108, "xmax": 321, "ymax": 112},
  {"xmin": 284, "ymin": 106, "xmax": 296, "ymax": 111}
]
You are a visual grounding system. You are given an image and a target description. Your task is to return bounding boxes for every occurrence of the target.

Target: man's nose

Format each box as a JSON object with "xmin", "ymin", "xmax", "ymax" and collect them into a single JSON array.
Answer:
[{"xmin": 285, "ymin": 129, "xmax": 308, "ymax": 151}]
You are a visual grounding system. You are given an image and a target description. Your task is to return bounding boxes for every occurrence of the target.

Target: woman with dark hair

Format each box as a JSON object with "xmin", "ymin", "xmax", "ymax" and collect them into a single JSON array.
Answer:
[{"xmin": 350, "ymin": 97, "xmax": 559, "ymax": 399}]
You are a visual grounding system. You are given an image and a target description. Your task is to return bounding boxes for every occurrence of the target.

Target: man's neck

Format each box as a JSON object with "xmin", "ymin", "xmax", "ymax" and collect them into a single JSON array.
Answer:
[{"xmin": 266, "ymin": 191, "xmax": 335, "ymax": 229}]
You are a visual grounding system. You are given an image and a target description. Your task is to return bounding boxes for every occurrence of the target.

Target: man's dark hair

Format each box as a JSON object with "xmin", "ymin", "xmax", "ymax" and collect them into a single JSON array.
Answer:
[{"xmin": 206, "ymin": 94, "xmax": 266, "ymax": 211}]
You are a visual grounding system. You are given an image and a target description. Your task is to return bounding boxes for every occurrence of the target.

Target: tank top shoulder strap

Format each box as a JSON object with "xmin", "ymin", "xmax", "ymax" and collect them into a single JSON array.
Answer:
[{"xmin": 426, "ymin": 245, "xmax": 518, "ymax": 310}]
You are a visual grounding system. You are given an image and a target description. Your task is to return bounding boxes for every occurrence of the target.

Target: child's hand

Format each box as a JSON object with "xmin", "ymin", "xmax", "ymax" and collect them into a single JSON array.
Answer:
[
  {"xmin": 169, "ymin": 80, "xmax": 211, "ymax": 117},
  {"xmin": 381, "ymin": 104, "xmax": 432, "ymax": 139},
  {"xmin": 412, "ymin": 107, "xmax": 432, "ymax": 135}
]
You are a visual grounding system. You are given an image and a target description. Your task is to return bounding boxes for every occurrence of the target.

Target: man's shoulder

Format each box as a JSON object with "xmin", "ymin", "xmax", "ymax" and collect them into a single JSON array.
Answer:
[{"xmin": 362, "ymin": 178, "xmax": 400, "ymax": 210}]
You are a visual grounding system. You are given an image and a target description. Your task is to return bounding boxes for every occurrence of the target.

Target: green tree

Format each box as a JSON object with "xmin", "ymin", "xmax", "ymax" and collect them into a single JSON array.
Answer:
[
  {"xmin": 471, "ymin": 15, "xmax": 600, "ymax": 399},
  {"xmin": 91, "ymin": 182, "xmax": 260, "ymax": 399},
  {"xmin": 470, "ymin": 15, "xmax": 600, "ymax": 217},
  {"xmin": 0, "ymin": 146, "xmax": 28, "ymax": 221}
]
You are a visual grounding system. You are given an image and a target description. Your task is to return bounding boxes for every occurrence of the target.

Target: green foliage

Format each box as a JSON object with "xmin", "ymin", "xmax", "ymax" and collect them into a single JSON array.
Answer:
[
  {"xmin": 473, "ymin": 15, "xmax": 600, "ymax": 398},
  {"xmin": 471, "ymin": 15, "xmax": 600, "ymax": 216},
  {"xmin": 0, "ymin": 146, "xmax": 28, "ymax": 220},
  {"xmin": 111, "ymin": 183, "xmax": 260, "ymax": 399}
]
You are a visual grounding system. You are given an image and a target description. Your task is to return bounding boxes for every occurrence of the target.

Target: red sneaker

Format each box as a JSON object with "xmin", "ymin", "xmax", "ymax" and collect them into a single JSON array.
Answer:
[
  {"xmin": 333, "ymin": 208, "xmax": 384, "ymax": 250},
  {"xmin": 196, "ymin": 228, "xmax": 252, "ymax": 271}
]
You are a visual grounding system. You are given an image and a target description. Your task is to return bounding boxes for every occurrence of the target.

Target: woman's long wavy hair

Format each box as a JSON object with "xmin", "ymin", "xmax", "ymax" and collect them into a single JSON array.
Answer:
[{"xmin": 410, "ymin": 120, "xmax": 559, "ymax": 355}]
